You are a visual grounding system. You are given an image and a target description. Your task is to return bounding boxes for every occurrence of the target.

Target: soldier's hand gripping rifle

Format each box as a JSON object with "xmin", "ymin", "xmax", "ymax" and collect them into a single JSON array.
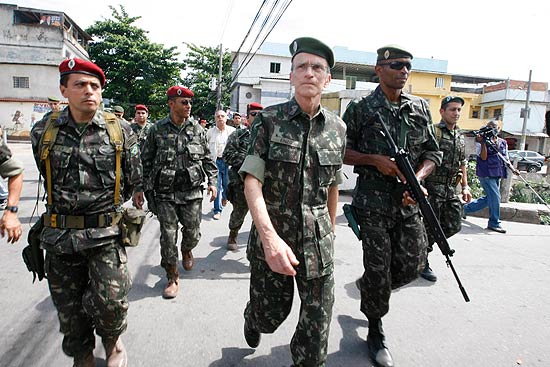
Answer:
[{"xmin": 374, "ymin": 113, "xmax": 470, "ymax": 302}]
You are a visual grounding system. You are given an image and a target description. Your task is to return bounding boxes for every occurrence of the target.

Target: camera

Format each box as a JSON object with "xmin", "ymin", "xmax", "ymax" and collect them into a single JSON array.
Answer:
[{"xmin": 472, "ymin": 125, "xmax": 497, "ymax": 139}]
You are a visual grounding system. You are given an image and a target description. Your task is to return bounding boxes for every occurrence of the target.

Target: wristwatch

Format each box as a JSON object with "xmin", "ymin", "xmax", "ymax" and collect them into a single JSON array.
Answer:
[{"xmin": 5, "ymin": 206, "xmax": 18, "ymax": 213}]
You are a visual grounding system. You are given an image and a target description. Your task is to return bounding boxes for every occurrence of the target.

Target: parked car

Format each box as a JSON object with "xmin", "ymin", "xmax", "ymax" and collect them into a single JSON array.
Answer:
[
  {"xmin": 508, "ymin": 150, "xmax": 545, "ymax": 172},
  {"xmin": 508, "ymin": 150, "xmax": 546, "ymax": 164}
]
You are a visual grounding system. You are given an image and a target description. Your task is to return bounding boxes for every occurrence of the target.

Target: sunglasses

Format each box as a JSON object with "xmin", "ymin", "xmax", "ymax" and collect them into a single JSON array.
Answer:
[
  {"xmin": 179, "ymin": 99, "xmax": 192, "ymax": 106},
  {"xmin": 249, "ymin": 111, "xmax": 259, "ymax": 117},
  {"xmin": 379, "ymin": 61, "xmax": 412, "ymax": 71}
]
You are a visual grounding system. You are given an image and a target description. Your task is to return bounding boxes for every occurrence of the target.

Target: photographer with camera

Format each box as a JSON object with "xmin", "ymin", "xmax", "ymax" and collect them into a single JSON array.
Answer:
[{"xmin": 464, "ymin": 120, "xmax": 509, "ymax": 233}]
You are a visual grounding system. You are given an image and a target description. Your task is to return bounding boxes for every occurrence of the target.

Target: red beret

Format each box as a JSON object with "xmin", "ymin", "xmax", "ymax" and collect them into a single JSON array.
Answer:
[
  {"xmin": 248, "ymin": 102, "xmax": 263, "ymax": 110},
  {"xmin": 59, "ymin": 58, "xmax": 106, "ymax": 86},
  {"xmin": 135, "ymin": 104, "xmax": 148, "ymax": 112},
  {"xmin": 167, "ymin": 86, "xmax": 194, "ymax": 98}
]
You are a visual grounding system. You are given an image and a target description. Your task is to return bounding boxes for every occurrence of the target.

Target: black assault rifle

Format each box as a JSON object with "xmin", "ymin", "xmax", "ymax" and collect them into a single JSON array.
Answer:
[{"xmin": 374, "ymin": 113, "xmax": 470, "ymax": 302}]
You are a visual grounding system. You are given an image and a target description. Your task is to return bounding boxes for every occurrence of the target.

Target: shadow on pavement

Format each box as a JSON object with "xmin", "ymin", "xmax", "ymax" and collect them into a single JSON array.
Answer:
[
  {"xmin": 344, "ymin": 279, "xmax": 361, "ymax": 301},
  {"xmin": 207, "ymin": 315, "xmax": 373, "ymax": 367},
  {"xmin": 208, "ymin": 344, "xmax": 290, "ymax": 367},
  {"xmin": 326, "ymin": 314, "xmax": 372, "ymax": 366},
  {"xmin": 0, "ymin": 296, "xmax": 64, "ymax": 367},
  {"xmin": 184, "ymin": 238, "xmax": 250, "ymax": 280}
]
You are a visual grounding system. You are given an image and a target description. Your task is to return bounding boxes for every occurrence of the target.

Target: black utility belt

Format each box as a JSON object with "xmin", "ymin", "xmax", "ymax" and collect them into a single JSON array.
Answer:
[{"xmin": 43, "ymin": 212, "xmax": 119, "ymax": 229}]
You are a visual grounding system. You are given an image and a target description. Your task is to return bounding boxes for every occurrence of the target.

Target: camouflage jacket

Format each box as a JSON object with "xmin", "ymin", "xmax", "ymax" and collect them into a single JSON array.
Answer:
[
  {"xmin": 0, "ymin": 139, "xmax": 24, "ymax": 179},
  {"xmin": 222, "ymin": 128, "xmax": 251, "ymax": 190},
  {"xmin": 425, "ymin": 121, "xmax": 466, "ymax": 200},
  {"xmin": 30, "ymin": 108, "xmax": 143, "ymax": 253},
  {"xmin": 0, "ymin": 138, "xmax": 13, "ymax": 166},
  {"xmin": 131, "ymin": 121, "xmax": 153, "ymax": 148},
  {"xmin": 239, "ymin": 98, "xmax": 347, "ymax": 279},
  {"xmin": 342, "ymin": 86, "xmax": 442, "ymax": 216},
  {"xmin": 141, "ymin": 115, "xmax": 217, "ymax": 202}
]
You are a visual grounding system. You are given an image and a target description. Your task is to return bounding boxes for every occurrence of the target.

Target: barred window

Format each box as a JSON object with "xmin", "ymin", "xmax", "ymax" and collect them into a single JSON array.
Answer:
[
  {"xmin": 270, "ymin": 62, "xmax": 281, "ymax": 74},
  {"xmin": 13, "ymin": 76, "xmax": 30, "ymax": 89},
  {"xmin": 434, "ymin": 77, "xmax": 444, "ymax": 89}
]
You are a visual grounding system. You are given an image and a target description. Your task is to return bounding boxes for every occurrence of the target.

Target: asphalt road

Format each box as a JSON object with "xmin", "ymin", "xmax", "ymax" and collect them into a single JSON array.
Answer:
[{"xmin": 1, "ymin": 142, "xmax": 549, "ymax": 367}]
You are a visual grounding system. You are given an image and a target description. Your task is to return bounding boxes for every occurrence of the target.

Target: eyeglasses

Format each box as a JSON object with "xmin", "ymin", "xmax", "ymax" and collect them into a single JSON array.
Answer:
[
  {"xmin": 249, "ymin": 111, "xmax": 259, "ymax": 117},
  {"xmin": 378, "ymin": 61, "xmax": 412, "ymax": 71},
  {"xmin": 293, "ymin": 62, "xmax": 328, "ymax": 74},
  {"xmin": 179, "ymin": 99, "xmax": 192, "ymax": 106}
]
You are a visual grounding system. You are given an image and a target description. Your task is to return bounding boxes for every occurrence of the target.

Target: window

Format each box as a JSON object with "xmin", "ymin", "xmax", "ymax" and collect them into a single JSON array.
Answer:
[
  {"xmin": 13, "ymin": 76, "xmax": 29, "ymax": 89},
  {"xmin": 472, "ymin": 110, "xmax": 479, "ymax": 118},
  {"xmin": 270, "ymin": 62, "xmax": 281, "ymax": 74},
  {"xmin": 493, "ymin": 108, "xmax": 501, "ymax": 119},
  {"xmin": 435, "ymin": 77, "xmax": 444, "ymax": 88},
  {"xmin": 483, "ymin": 110, "xmax": 489, "ymax": 119}
]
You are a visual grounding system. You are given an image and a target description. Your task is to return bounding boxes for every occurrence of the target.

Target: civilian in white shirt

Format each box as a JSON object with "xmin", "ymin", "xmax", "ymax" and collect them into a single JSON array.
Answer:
[{"xmin": 207, "ymin": 110, "xmax": 236, "ymax": 219}]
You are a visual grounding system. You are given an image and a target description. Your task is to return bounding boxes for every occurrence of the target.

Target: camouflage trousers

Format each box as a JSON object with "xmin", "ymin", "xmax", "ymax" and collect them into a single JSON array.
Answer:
[
  {"xmin": 356, "ymin": 208, "xmax": 427, "ymax": 319},
  {"xmin": 426, "ymin": 195, "xmax": 463, "ymax": 252},
  {"xmin": 45, "ymin": 243, "xmax": 131, "ymax": 358},
  {"xmin": 228, "ymin": 187, "xmax": 249, "ymax": 233},
  {"xmin": 157, "ymin": 199, "xmax": 202, "ymax": 269},
  {"xmin": 244, "ymin": 258, "xmax": 334, "ymax": 367}
]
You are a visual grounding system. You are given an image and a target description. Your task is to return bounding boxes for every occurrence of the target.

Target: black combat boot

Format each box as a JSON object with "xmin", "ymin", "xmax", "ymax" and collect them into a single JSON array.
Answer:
[
  {"xmin": 420, "ymin": 258, "xmax": 437, "ymax": 282},
  {"xmin": 244, "ymin": 318, "xmax": 261, "ymax": 348},
  {"xmin": 367, "ymin": 318, "xmax": 394, "ymax": 367}
]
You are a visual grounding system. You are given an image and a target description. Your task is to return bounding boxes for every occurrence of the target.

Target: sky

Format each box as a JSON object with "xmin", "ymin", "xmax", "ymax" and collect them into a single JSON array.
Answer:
[{"xmin": 13, "ymin": 0, "xmax": 550, "ymax": 84}]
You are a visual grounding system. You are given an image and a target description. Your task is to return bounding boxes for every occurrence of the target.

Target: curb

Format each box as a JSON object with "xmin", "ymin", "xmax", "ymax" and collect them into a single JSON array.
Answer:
[
  {"xmin": 466, "ymin": 202, "xmax": 550, "ymax": 225},
  {"xmin": 340, "ymin": 190, "xmax": 550, "ymax": 225}
]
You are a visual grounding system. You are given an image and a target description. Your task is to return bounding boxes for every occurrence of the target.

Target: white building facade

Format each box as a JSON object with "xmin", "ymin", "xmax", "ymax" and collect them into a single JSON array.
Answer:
[{"xmin": 0, "ymin": 3, "xmax": 91, "ymax": 134}]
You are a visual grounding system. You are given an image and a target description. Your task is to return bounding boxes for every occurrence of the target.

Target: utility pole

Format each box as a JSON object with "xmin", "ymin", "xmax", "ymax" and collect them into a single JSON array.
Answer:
[
  {"xmin": 519, "ymin": 70, "xmax": 532, "ymax": 150},
  {"xmin": 216, "ymin": 43, "xmax": 223, "ymax": 111}
]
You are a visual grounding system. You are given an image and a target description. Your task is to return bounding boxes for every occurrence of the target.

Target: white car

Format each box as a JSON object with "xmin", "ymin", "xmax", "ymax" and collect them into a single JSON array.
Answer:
[{"xmin": 508, "ymin": 150, "xmax": 546, "ymax": 172}]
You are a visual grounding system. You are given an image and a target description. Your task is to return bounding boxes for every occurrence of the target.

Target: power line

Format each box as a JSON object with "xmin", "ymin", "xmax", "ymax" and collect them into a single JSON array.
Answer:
[
  {"xmin": 230, "ymin": 0, "xmax": 293, "ymax": 86},
  {"xmin": 229, "ymin": 0, "xmax": 269, "ymax": 67},
  {"xmin": 218, "ymin": 0, "xmax": 236, "ymax": 44},
  {"xmin": 231, "ymin": 0, "xmax": 281, "ymax": 83}
]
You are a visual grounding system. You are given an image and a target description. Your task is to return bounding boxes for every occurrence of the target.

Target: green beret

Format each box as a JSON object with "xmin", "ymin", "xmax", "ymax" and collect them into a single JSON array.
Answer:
[
  {"xmin": 47, "ymin": 96, "xmax": 60, "ymax": 102},
  {"xmin": 112, "ymin": 105, "xmax": 124, "ymax": 113},
  {"xmin": 377, "ymin": 45, "xmax": 413, "ymax": 62},
  {"xmin": 441, "ymin": 95, "xmax": 465, "ymax": 108},
  {"xmin": 289, "ymin": 37, "xmax": 334, "ymax": 68}
]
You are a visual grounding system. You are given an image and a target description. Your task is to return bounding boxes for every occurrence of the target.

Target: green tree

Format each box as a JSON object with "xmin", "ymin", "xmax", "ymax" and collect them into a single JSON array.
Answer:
[
  {"xmin": 182, "ymin": 43, "xmax": 232, "ymax": 120},
  {"xmin": 86, "ymin": 5, "xmax": 183, "ymax": 120}
]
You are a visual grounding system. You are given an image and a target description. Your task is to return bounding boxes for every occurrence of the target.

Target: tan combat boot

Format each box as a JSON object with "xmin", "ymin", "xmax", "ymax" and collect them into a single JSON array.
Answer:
[
  {"xmin": 181, "ymin": 249, "xmax": 194, "ymax": 271},
  {"xmin": 162, "ymin": 265, "xmax": 179, "ymax": 299},
  {"xmin": 227, "ymin": 230, "xmax": 238, "ymax": 251},
  {"xmin": 102, "ymin": 337, "xmax": 127, "ymax": 367},
  {"xmin": 73, "ymin": 351, "xmax": 96, "ymax": 367}
]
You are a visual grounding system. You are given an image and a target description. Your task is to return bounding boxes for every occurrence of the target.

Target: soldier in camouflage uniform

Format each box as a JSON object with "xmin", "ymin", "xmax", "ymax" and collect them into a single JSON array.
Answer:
[
  {"xmin": 140, "ymin": 86, "xmax": 218, "ymax": 299},
  {"xmin": 421, "ymin": 96, "xmax": 472, "ymax": 282},
  {"xmin": 342, "ymin": 46, "xmax": 442, "ymax": 367},
  {"xmin": 30, "ymin": 58, "xmax": 143, "ymax": 367},
  {"xmin": 0, "ymin": 135, "xmax": 24, "ymax": 243},
  {"xmin": 222, "ymin": 128, "xmax": 251, "ymax": 250},
  {"xmin": 240, "ymin": 37, "xmax": 346, "ymax": 367},
  {"xmin": 131, "ymin": 104, "xmax": 152, "ymax": 148},
  {"xmin": 222, "ymin": 103, "xmax": 263, "ymax": 251}
]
